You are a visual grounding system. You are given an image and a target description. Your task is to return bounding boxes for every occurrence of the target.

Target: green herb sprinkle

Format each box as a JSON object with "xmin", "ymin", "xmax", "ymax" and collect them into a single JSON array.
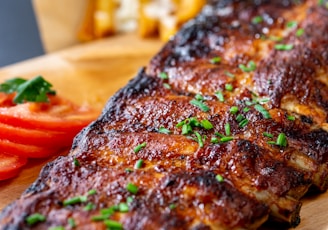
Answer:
[
  {"xmin": 134, "ymin": 159, "xmax": 144, "ymax": 169},
  {"xmin": 190, "ymin": 99, "xmax": 210, "ymax": 112},
  {"xmin": 25, "ymin": 213, "xmax": 46, "ymax": 226},
  {"xmin": 133, "ymin": 142, "xmax": 147, "ymax": 153},
  {"xmin": 126, "ymin": 183, "xmax": 139, "ymax": 194},
  {"xmin": 274, "ymin": 43, "xmax": 294, "ymax": 51},
  {"xmin": 216, "ymin": 174, "xmax": 224, "ymax": 182}
]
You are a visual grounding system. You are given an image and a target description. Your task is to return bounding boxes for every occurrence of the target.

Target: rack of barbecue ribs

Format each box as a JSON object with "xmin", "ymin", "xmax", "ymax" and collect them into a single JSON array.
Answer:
[{"xmin": 0, "ymin": 0, "xmax": 327, "ymax": 229}]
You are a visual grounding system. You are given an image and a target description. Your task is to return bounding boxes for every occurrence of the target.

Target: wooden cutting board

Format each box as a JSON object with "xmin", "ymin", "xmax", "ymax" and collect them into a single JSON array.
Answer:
[
  {"xmin": 0, "ymin": 33, "xmax": 327, "ymax": 230},
  {"xmin": 0, "ymin": 33, "xmax": 163, "ymax": 208}
]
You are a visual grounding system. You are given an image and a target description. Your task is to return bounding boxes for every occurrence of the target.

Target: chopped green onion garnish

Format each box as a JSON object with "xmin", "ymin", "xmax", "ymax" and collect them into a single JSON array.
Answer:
[
  {"xmin": 286, "ymin": 21, "xmax": 298, "ymax": 28},
  {"xmin": 127, "ymin": 196, "xmax": 134, "ymax": 204},
  {"xmin": 195, "ymin": 93, "xmax": 204, "ymax": 101},
  {"xmin": 48, "ymin": 227, "xmax": 64, "ymax": 230},
  {"xmin": 252, "ymin": 16, "xmax": 263, "ymax": 24},
  {"xmin": 176, "ymin": 117, "xmax": 201, "ymax": 133},
  {"xmin": 201, "ymin": 119, "xmax": 213, "ymax": 130},
  {"xmin": 239, "ymin": 119, "xmax": 249, "ymax": 128},
  {"xmin": 68, "ymin": 218, "xmax": 76, "ymax": 228},
  {"xmin": 236, "ymin": 114, "xmax": 245, "ymax": 123},
  {"xmin": 163, "ymin": 83, "xmax": 171, "ymax": 89},
  {"xmin": 169, "ymin": 203, "xmax": 177, "ymax": 210},
  {"xmin": 276, "ymin": 133, "xmax": 288, "ymax": 147},
  {"xmin": 190, "ymin": 99, "xmax": 210, "ymax": 112},
  {"xmin": 251, "ymin": 91, "xmax": 258, "ymax": 98},
  {"xmin": 176, "ymin": 120, "xmax": 185, "ymax": 128},
  {"xmin": 182, "ymin": 123, "xmax": 192, "ymax": 135},
  {"xmin": 263, "ymin": 132, "xmax": 274, "ymax": 138},
  {"xmin": 88, "ymin": 189, "xmax": 97, "ymax": 196},
  {"xmin": 159, "ymin": 126, "xmax": 171, "ymax": 134},
  {"xmin": 211, "ymin": 137, "xmax": 219, "ymax": 144},
  {"xmin": 215, "ymin": 174, "xmax": 224, "ymax": 182},
  {"xmin": 254, "ymin": 104, "xmax": 271, "ymax": 119},
  {"xmin": 73, "ymin": 158, "xmax": 80, "ymax": 167},
  {"xmin": 118, "ymin": 203, "xmax": 129, "ymax": 212},
  {"xmin": 125, "ymin": 168, "xmax": 133, "ymax": 173},
  {"xmin": 243, "ymin": 107, "xmax": 250, "ymax": 112},
  {"xmin": 210, "ymin": 56, "xmax": 221, "ymax": 64},
  {"xmin": 25, "ymin": 213, "xmax": 46, "ymax": 226},
  {"xmin": 104, "ymin": 220, "xmax": 123, "ymax": 230},
  {"xmin": 215, "ymin": 132, "xmax": 224, "ymax": 138},
  {"xmin": 245, "ymin": 100, "xmax": 254, "ymax": 106},
  {"xmin": 194, "ymin": 131, "xmax": 204, "ymax": 148},
  {"xmin": 267, "ymin": 141, "xmax": 277, "ymax": 145},
  {"xmin": 274, "ymin": 44, "xmax": 294, "ymax": 51},
  {"xmin": 269, "ymin": 35, "xmax": 283, "ymax": 42},
  {"xmin": 63, "ymin": 196, "xmax": 87, "ymax": 206},
  {"xmin": 133, "ymin": 142, "xmax": 147, "ymax": 153},
  {"xmin": 126, "ymin": 183, "xmax": 139, "ymax": 194},
  {"xmin": 91, "ymin": 215, "xmax": 110, "ymax": 222},
  {"xmin": 225, "ymin": 123, "xmax": 231, "ymax": 136},
  {"xmin": 287, "ymin": 115, "xmax": 296, "ymax": 121},
  {"xmin": 230, "ymin": 106, "xmax": 238, "ymax": 114},
  {"xmin": 220, "ymin": 136, "xmax": 234, "ymax": 143},
  {"xmin": 239, "ymin": 60, "xmax": 256, "ymax": 72},
  {"xmin": 83, "ymin": 202, "xmax": 95, "ymax": 211},
  {"xmin": 134, "ymin": 159, "xmax": 144, "ymax": 169},
  {"xmin": 101, "ymin": 206, "xmax": 118, "ymax": 216},
  {"xmin": 189, "ymin": 117, "xmax": 201, "ymax": 127},
  {"xmin": 296, "ymin": 28, "xmax": 305, "ymax": 37},
  {"xmin": 215, "ymin": 90, "xmax": 225, "ymax": 102},
  {"xmin": 159, "ymin": 72, "xmax": 168, "ymax": 79},
  {"xmin": 258, "ymin": 98, "xmax": 270, "ymax": 103},
  {"xmin": 225, "ymin": 71, "xmax": 235, "ymax": 78},
  {"xmin": 225, "ymin": 83, "xmax": 234, "ymax": 91}
]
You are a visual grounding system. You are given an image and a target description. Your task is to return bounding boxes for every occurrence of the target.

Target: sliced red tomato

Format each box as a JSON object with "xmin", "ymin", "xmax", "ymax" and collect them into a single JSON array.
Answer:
[
  {"xmin": 0, "ymin": 122, "xmax": 77, "ymax": 147},
  {"xmin": 0, "ymin": 90, "xmax": 98, "ymax": 180},
  {"xmin": 0, "ymin": 139, "xmax": 61, "ymax": 158},
  {"xmin": 0, "ymin": 153, "xmax": 27, "ymax": 180},
  {"xmin": 0, "ymin": 93, "xmax": 99, "ymax": 132}
]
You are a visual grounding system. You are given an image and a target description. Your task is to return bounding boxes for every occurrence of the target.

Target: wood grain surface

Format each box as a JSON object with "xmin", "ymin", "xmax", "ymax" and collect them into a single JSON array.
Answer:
[{"xmin": 0, "ymin": 34, "xmax": 327, "ymax": 230}]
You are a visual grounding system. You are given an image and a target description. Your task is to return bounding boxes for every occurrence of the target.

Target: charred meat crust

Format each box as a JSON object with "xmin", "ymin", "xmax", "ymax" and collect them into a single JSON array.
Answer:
[
  {"xmin": 0, "ymin": 138, "xmax": 270, "ymax": 229},
  {"xmin": 95, "ymin": 71, "xmax": 328, "ymax": 189},
  {"xmin": 1, "ymin": 0, "xmax": 328, "ymax": 229},
  {"xmin": 148, "ymin": 0, "xmax": 328, "ymax": 123}
]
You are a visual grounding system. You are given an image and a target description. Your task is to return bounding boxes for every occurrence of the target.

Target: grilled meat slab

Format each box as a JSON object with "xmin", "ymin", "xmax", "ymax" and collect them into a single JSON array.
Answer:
[
  {"xmin": 1, "ymin": 0, "xmax": 328, "ymax": 229},
  {"xmin": 148, "ymin": 0, "xmax": 328, "ymax": 126}
]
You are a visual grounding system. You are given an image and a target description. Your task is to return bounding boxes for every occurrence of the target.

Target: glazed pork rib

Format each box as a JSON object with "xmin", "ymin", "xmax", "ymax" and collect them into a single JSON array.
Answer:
[
  {"xmin": 1, "ymin": 0, "xmax": 328, "ymax": 229},
  {"xmin": 0, "ymin": 70, "xmax": 325, "ymax": 229},
  {"xmin": 148, "ymin": 0, "xmax": 328, "ymax": 127}
]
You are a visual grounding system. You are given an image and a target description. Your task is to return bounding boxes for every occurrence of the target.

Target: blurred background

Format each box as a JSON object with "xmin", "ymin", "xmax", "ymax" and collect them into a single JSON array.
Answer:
[
  {"xmin": 0, "ymin": 0, "xmax": 44, "ymax": 67},
  {"xmin": 0, "ymin": 0, "xmax": 205, "ymax": 68}
]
